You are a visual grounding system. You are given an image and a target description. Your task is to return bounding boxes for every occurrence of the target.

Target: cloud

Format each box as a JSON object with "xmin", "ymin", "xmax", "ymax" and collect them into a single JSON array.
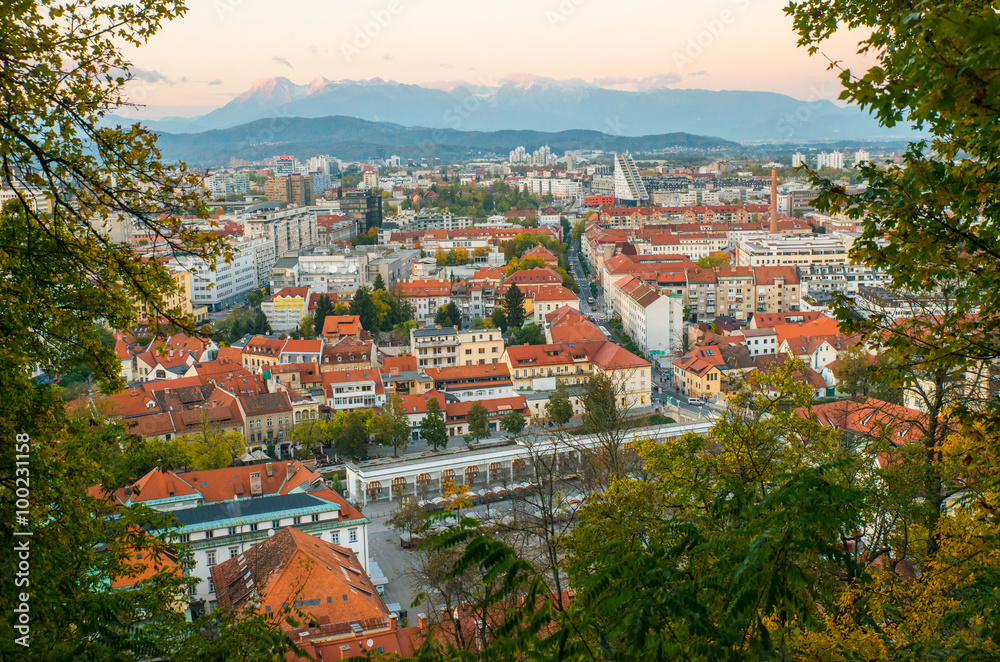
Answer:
[
  {"xmin": 383, "ymin": 53, "xmax": 395, "ymax": 61},
  {"xmin": 129, "ymin": 67, "xmax": 172, "ymax": 84},
  {"xmin": 689, "ymin": 70, "xmax": 708, "ymax": 77},
  {"xmin": 591, "ymin": 73, "xmax": 681, "ymax": 91},
  {"xmin": 208, "ymin": 79, "xmax": 223, "ymax": 86},
  {"xmin": 273, "ymin": 56, "xmax": 293, "ymax": 69}
]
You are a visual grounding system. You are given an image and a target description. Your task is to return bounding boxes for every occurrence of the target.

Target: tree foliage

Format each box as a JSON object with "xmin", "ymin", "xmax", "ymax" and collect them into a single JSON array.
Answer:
[
  {"xmin": 500, "ymin": 411, "xmax": 526, "ymax": 438},
  {"xmin": 349, "ymin": 285, "xmax": 378, "ymax": 334},
  {"xmin": 696, "ymin": 251, "xmax": 731, "ymax": 269},
  {"xmin": 373, "ymin": 395, "xmax": 411, "ymax": 456},
  {"xmin": 545, "ymin": 381, "xmax": 574, "ymax": 426},
  {"xmin": 313, "ymin": 294, "xmax": 334, "ymax": 337},
  {"xmin": 466, "ymin": 401, "xmax": 490, "ymax": 443},
  {"xmin": 503, "ymin": 284, "xmax": 526, "ymax": 329},
  {"xmin": 434, "ymin": 302, "xmax": 462, "ymax": 328},
  {"xmin": 421, "ymin": 397, "xmax": 449, "ymax": 451}
]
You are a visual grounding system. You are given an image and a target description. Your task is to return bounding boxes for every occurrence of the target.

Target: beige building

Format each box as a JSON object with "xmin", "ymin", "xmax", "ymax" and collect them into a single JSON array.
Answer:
[
  {"xmin": 410, "ymin": 326, "xmax": 504, "ymax": 368},
  {"xmin": 264, "ymin": 173, "xmax": 314, "ymax": 206},
  {"xmin": 503, "ymin": 340, "xmax": 653, "ymax": 410},
  {"xmin": 134, "ymin": 262, "xmax": 194, "ymax": 321},
  {"xmin": 735, "ymin": 233, "xmax": 852, "ymax": 267}
]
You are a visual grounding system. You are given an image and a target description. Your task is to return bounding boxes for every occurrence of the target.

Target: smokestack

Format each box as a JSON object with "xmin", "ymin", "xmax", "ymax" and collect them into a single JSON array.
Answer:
[{"xmin": 770, "ymin": 168, "xmax": 778, "ymax": 234}]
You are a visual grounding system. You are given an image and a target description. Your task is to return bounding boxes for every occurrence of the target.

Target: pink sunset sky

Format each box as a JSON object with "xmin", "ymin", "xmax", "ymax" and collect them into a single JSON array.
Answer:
[{"xmin": 121, "ymin": 0, "xmax": 871, "ymax": 119}]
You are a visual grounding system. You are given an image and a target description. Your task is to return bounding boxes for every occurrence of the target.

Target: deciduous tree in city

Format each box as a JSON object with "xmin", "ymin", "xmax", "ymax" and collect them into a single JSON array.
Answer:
[
  {"xmin": 421, "ymin": 397, "xmax": 449, "ymax": 451},
  {"xmin": 466, "ymin": 401, "xmax": 490, "ymax": 444},
  {"xmin": 545, "ymin": 381, "xmax": 574, "ymax": 427},
  {"xmin": 374, "ymin": 394, "xmax": 411, "ymax": 456}
]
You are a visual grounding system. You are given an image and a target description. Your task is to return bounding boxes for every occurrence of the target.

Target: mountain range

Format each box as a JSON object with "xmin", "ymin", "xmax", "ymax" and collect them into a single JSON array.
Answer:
[
  {"xmin": 152, "ymin": 115, "xmax": 739, "ymax": 165},
  {"xmin": 124, "ymin": 75, "xmax": 911, "ymax": 144}
]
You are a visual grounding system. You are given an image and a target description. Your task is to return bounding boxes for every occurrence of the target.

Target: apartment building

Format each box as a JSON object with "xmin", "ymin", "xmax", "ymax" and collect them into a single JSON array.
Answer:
[
  {"xmin": 409, "ymin": 326, "xmax": 504, "ymax": 368},
  {"xmin": 321, "ymin": 369, "xmax": 386, "ymax": 412},
  {"xmin": 93, "ymin": 462, "xmax": 369, "ymax": 611},
  {"xmin": 260, "ymin": 286, "xmax": 313, "ymax": 332},
  {"xmin": 396, "ymin": 279, "xmax": 453, "ymax": 324},
  {"xmin": 263, "ymin": 173, "xmax": 314, "ymax": 206},
  {"xmin": 503, "ymin": 340, "xmax": 653, "ymax": 409},
  {"xmin": 245, "ymin": 208, "xmax": 320, "ymax": 256},
  {"xmin": 611, "ymin": 275, "xmax": 684, "ymax": 356},
  {"xmin": 735, "ymin": 233, "xmax": 851, "ymax": 267},
  {"xmin": 174, "ymin": 235, "xmax": 266, "ymax": 312}
]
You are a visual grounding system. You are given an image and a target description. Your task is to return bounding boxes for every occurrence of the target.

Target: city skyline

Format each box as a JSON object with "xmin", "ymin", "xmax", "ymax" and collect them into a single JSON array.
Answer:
[{"xmin": 120, "ymin": 0, "xmax": 871, "ymax": 119}]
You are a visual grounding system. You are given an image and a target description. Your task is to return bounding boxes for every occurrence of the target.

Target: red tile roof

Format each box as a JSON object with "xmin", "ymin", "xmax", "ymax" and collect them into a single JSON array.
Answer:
[
  {"xmin": 321, "ymin": 315, "xmax": 362, "ymax": 338},
  {"xmin": 212, "ymin": 527, "xmax": 389, "ymax": 625}
]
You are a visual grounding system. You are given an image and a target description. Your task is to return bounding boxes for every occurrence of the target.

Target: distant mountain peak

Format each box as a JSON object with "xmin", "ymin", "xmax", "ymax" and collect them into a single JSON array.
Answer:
[
  {"xmin": 236, "ymin": 77, "xmax": 303, "ymax": 103},
  {"xmin": 308, "ymin": 76, "xmax": 330, "ymax": 94},
  {"xmin": 498, "ymin": 73, "xmax": 592, "ymax": 91}
]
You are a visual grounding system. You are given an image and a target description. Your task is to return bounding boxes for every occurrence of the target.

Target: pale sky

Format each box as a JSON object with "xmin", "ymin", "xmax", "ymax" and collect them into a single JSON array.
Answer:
[{"xmin": 121, "ymin": 0, "xmax": 871, "ymax": 119}]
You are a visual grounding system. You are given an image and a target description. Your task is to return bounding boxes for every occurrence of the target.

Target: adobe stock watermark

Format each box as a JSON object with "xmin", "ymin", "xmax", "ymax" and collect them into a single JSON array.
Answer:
[
  {"xmin": 672, "ymin": 0, "xmax": 752, "ymax": 74},
  {"xmin": 213, "ymin": 0, "xmax": 246, "ymax": 20},
  {"xmin": 775, "ymin": 80, "xmax": 834, "ymax": 137},
  {"xmin": 545, "ymin": 0, "xmax": 589, "ymax": 29},
  {"xmin": 410, "ymin": 75, "xmax": 500, "ymax": 163},
  {"xmin": 341, "ymin": 1, "xmax": 404, "ymax": 62},
  {"xmin": 12, "ymin": 433, "xmax": 32, "ymax": 648},
  {"xmin": 234, "ymin": 107, "xmax": 294, "ymax": 161}
]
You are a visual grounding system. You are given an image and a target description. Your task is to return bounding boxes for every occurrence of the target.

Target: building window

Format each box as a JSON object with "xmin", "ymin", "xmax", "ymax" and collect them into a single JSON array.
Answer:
[
  {"xmin": 228, "ymin": 527, "xmax": 237, "ymax": 536},
  {"xmin": 312, "ymin": 514, "xmax": 320, "ymax": 522},
  {"xmin": 208, "ymin": 577, "xmax": 215, "ymax": 594},
  {"xmin": 205, "ymin": 530, "xmax": 214, "ymax": 539},
  {"xmin": 178, "ymin": 533, "xmax": 189, "ymax": 543},
  {"xmin": 272, "ymin": 520, "xmax": 280, "ymax": 529},
  {"xmin": 206, "ymin": 551, "xmax": 216, "ymax": 566},
  {"xmin": 249, "ymin": 523, "xmax": 258, "ymax": 531},
  {"xmin": 293, "ymin": 516, "xmax": 301, "ymax": 525},
  {"xmin": 349, "ymin": 528, "xmax": 358, "ymax": 543},
  {"xmin": 331, "ymin": 530, "xmax": 340, "ymax": 545},
  {"xmin": 229, "ymin": 547, "xmax": 239, "ymax": 559}
]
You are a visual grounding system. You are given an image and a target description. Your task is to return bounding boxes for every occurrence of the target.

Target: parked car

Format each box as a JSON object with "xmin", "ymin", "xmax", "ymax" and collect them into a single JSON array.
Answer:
[{"xmin": 687, "ymin": 397, "xmax": 702, "ymax": 405}]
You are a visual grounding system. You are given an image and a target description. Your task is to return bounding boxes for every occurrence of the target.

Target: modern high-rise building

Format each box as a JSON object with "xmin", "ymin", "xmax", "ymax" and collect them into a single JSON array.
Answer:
[
  {"xmin": 275, "ymin": 156, "xmax": 296, "ymax": 175},
  {"xmin": 362, "ymin": 168, "xmax": 380, "ymax": 190},
  {"xmin": 340, "ymin": 191, "xmax": 383, "ymax": 233},
  {"xmin": 614, "ymin": 152, "xmax": 649, "ymax": 204},
  {"xmin": 853, "ymin": 149, "xmax": 871, "ymax": 166},
  {"xmin": 264, "ymin": 174, "xmax": 314, "ymax": 206},
  {"xmin": 791, "ymin": 153, "xmax": 806, "ymax": 167},
  {"xmin": 816, "ymin": 151, "xmax": 845, "ymax": 170},
  {"xmin": 232, "ymin": 172, "xmax": 250, "ymax": 195},
  {"xmin": 208, "ymin": 173, "xmax": 231, "ymax": 200}
]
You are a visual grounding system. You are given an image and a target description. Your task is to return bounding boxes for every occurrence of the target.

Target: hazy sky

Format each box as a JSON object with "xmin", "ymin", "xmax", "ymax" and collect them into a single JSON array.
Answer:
[{"xmin": 121, "ymin": 0, "xmax": 871, "ymax": 118}]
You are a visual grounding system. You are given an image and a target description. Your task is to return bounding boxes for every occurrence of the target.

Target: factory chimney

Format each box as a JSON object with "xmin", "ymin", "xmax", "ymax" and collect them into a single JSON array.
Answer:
[{"xmin": 770, "ymin": 168, "xmax": 778, "ymax": 233}]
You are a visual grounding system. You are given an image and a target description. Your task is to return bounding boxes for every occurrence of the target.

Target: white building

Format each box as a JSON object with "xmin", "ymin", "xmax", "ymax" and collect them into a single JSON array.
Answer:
[
  {"xmin": 208, "ymin": 173, "xmax": 232, "ymax": 200},
  {"xmin": 853, "ymin": 149, "xmax": 871, "ymax": 167},
  {"xmin": 610, "ymin": 275, "xmax": 684, "ymax": 356},
  {"xmin": 816, "ymin": 151, "xmax": 845, "ymax": 170},
  {"xmin": 736, "ymin": 233, "xmax": 852, "ymax": 267},
  {"xmin": 295, "ymin": 251, "xmax": 373, "ymax": 295},
  {"xmin": 362, "ymin": 169, "xmax": 381, "ymax": 190},
  {"xmin": 232, "ymin": 172, "xmax": 250, "ymax": 195},
  {"xmin": 99, "ymin": 461, "xmax": 370, "ymax": 612},
  {"xmin": 614, "ymin": 152, "xmax": 649, "ymax": 202},
  {"xmin": 792, "ymin": 153, "xmax": 807, "ymax": 168},
  {"xmin": 175, "ymin": 235, "xmax": 266, "ymax": 311}
]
